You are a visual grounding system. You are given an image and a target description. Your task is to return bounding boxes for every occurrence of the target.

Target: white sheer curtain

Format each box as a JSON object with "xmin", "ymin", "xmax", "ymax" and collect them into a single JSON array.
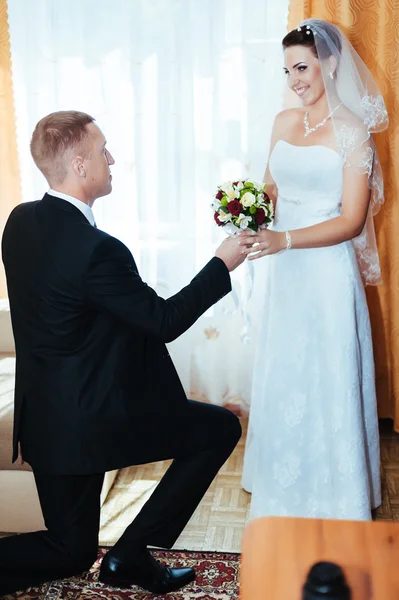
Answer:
[{"xmin": 7, "ymin": 0, "xmax": 289, "ymax": 413}]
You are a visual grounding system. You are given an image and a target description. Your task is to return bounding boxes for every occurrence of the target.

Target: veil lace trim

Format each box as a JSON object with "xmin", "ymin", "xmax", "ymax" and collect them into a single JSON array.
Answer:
[{"xmin": 300, "ymin": 19, "xmax": 389, "ymax": 285}]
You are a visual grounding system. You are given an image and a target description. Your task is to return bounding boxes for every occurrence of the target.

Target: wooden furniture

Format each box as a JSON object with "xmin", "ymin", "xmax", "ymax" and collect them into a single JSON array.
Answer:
[{"xmin": 240, "ymin": 516, "xmax": 399, "ymax": 599}]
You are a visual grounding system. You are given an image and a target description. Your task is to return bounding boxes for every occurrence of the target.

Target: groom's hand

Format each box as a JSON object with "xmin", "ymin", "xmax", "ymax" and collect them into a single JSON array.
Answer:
[{"xmin": 215, "ymin": 236, "xmax": 247, "ymax": 272}]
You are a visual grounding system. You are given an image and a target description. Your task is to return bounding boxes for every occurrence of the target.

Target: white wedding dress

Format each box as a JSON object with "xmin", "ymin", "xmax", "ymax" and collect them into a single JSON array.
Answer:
[{"xmin": 242, "ymin": 140, "xmax": 381, "ymax": 521}]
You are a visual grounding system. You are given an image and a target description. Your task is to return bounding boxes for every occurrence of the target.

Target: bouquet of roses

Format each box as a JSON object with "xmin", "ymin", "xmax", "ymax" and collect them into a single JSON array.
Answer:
[{"xmin": 212, "ymin": 180, "xmax": 273, "ymax": 236}]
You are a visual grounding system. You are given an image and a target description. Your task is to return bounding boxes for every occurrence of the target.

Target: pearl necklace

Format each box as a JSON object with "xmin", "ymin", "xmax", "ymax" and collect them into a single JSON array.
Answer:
[{"xmin": 304, "ymin": 103, "xmax": 342, "ymax": 137}]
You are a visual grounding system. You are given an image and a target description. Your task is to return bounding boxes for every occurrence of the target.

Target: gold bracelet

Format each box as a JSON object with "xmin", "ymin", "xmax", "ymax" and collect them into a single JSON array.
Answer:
[{"xmin": 285, "ymin": 230, "xmax": 292, "ymax": 250}]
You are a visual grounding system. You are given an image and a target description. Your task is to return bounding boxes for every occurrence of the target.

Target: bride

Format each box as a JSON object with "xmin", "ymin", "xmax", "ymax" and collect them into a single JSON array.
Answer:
[{"xmin": 239, "ymin": 19, "xmax": 388, "ymax": 520}]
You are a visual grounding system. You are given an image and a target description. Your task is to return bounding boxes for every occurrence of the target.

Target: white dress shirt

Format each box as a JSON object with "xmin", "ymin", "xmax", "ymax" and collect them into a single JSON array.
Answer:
[{"xmin": 48, "ymin": 189, "xmax": 96, "ymax": 227}]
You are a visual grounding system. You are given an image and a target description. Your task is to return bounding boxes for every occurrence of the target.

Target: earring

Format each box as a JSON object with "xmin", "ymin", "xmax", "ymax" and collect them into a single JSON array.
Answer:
[{"xmin": 329, "ymin": 72, "xmax": 334, "ymax": 80}]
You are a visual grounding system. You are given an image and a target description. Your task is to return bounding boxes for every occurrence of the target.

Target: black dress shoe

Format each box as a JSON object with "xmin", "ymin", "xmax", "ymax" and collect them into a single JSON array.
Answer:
[{"xmin": 99, "ymin": 549, "xmax": 195, "ymax": 594}]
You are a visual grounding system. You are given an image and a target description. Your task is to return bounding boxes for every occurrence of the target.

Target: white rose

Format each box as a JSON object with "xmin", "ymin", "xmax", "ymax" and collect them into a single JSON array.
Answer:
[{"xmin": 241, "ymin": 192, "xmax": 256, "ymax": 207}]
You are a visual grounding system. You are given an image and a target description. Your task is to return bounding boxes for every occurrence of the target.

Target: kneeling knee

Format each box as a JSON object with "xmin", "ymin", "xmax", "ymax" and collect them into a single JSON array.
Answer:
[
  {"xmin": 231, "ymin": 413, "xmax": 242, "ymax": 443},
  {"xmin": 220, "ymin": 408, "xmax": 242, "ymax": 445}
]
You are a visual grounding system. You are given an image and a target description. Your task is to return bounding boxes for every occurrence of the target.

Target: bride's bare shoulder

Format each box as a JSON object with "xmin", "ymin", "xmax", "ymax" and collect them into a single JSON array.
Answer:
[
  {"xmin": 275, "ymin": 108, "xmax": 305, "ymax": 124},
  {"xmin": 273, "ymin": 108, "xmax": 304, "ymax": 134}
]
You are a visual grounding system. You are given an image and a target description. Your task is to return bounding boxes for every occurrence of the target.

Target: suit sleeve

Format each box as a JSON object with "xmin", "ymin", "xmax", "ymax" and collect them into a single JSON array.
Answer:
[{"xmin": 85, "ymin": 235, "xmax": 231, "ymax": 342}]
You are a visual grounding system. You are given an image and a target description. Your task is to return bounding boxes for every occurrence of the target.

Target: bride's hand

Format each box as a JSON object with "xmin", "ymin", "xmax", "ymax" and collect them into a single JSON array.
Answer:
[{"xmin": 238, "ymin": 229, "xmax": 286, "ymax": 260}]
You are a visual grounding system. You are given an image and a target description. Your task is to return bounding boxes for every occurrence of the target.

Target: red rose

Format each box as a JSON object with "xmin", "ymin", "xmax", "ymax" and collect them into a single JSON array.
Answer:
[
  {"xmin": 216, "ymin": 190, "xmax": 224, "ymax": 200},
  {"xmin": 228, "ymin": 200, "xmax": 241, "ymax": 216},
  {"xmin": 214, "ymin": 211, "xmax": 222, "ymax": 226},
  {"xmin": 254, "ymin": 207, "xmax": 266, "ymax": 225},
  {"xmin": 233, "ymin": 181, "xmax": 240, "ymax": 186}
]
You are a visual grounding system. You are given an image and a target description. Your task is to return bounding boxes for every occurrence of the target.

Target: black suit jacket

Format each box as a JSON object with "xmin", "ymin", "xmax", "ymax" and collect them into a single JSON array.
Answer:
[{"xmin": 1, "ymin": 194, "xmax": 231, "ymax": 474}]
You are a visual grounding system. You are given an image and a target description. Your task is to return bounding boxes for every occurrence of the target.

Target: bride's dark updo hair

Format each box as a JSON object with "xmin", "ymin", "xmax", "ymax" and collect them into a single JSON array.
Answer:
[{"xmin": 282, "ymin": 21, "xmax": 342, "ymax": 60}]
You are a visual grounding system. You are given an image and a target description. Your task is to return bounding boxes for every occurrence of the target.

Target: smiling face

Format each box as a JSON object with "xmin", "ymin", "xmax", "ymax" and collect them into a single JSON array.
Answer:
[{"xmin": 283, "ymin": 45, "xmax": 326, "ymax": 107}]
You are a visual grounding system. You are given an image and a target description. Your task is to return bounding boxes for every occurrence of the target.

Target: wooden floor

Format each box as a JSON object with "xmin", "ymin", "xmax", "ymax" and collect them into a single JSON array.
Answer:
[{"xmin": 99, "ymin": 419, "xmax": 399, "ymax": 553}]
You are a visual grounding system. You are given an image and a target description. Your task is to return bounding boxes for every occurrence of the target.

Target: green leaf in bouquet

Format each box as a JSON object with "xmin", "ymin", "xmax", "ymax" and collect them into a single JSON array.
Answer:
[
  {"xmin": 249, "ymin": 206, "xmax": 257, "ymax": 214},
  {"xmin": 221, "ymin": 197, "xmax": 228, "ymax": 207},
  {"xmin": 243, "ymin": 181, "xmax": 254, "ymax": 189}
]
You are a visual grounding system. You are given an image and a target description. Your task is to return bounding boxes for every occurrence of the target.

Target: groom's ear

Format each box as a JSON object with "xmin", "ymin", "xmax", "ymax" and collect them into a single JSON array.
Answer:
[{"xmin": 71, "ymin": 157, "xmax": 86, "ymax": 178}]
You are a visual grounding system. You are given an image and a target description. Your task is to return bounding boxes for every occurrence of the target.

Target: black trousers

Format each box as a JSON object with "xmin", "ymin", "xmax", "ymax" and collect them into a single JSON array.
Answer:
[{"xmin": 0, "ymin": 400, "xmax": 241, "ymax": 597}]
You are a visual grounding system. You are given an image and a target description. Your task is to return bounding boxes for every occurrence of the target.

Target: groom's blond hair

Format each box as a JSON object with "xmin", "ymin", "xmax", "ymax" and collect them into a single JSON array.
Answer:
[{"xmin": 30, "ymin": 110, "xmax": 95, "ymax": 185}]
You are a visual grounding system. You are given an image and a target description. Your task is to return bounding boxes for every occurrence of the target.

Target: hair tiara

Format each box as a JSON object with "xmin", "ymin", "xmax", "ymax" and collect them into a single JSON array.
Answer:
[{"xmin": 295, "ymin": 24, "xmax": 317, "ymax": 36}]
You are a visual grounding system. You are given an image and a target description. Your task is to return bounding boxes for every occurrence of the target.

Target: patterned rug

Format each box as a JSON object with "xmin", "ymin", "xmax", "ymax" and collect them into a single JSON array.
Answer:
[{"xmin": 7, "ymin": 548, "xmax": 240, "ymax": 599}]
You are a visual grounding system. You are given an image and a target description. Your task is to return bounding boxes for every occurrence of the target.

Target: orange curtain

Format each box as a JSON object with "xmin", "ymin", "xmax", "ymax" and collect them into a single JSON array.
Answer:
[
  {"xmin": 287, "ymin": 0, "xmax": 399, "ymax": 430},
  {"xmin": 0, "ymin": 0, "xmax": 21, "ymax": 298}
]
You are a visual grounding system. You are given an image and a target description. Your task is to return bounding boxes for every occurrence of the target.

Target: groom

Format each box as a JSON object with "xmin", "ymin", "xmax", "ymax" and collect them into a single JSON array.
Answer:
[{"xmin": 0, "ymin": 111, "xmax": 246, "ymax": 596}]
